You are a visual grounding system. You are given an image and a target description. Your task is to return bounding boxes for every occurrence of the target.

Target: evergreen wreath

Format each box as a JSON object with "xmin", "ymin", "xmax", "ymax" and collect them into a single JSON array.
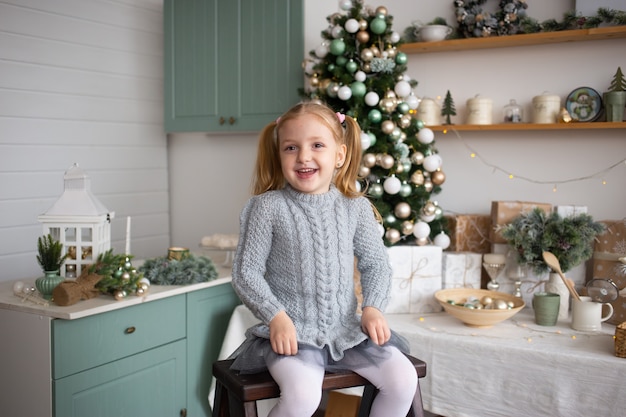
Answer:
[
  {"xmin": 139, "ymin": 254, "xmax": 218, "ymax": 286},
  {"xmin": 454, "ymin": 0, "xmax": 528, "ymax": 38}
]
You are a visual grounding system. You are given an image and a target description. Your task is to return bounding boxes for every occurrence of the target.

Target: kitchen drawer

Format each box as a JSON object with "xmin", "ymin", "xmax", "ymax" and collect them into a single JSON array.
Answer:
[{"xmin": 52, "ymin": 295, "xmax": 185, "ymax": 379}]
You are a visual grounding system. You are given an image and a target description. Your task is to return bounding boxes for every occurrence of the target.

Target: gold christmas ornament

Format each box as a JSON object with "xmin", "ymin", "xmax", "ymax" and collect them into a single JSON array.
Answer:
[
  {"xmin": 410, "ymin": 152, "xmax": 424, "ymax": 165},
  {"xmin": 411, "ymin": 170, "xmax": 425, "ymax": 185},
  {"xmin": 423, "ymin": 201, "xmax": 437, "ymax": 216},
  {"xmin": 359, "ymin": 165, "xmax": 370, "ymax": 177},
  {"xmin": 362, "ymin": 153, "xmax": 376, "ymax": 167},
  {"xmin": 401, "ymin": 221, "xmax": 414, "ymax": 235},
  {"xmin": 386, "ymin": 47, "xmax": 397, "ymax": 59},
  {"xmin": 360, "ymin": 48, "xmax": 374, "ymax": 62},
  {"xmin": 385, "ymin": 228, "xmax": 401, "ymax": 244},
  {"xmin": 362, "ymin": 63, "xmax": 371, "ymax": 73},
  {"xmin": 399, "ymin": 114, "xmax": 412, "ymax": 128},
  {"xmin": 431, "ymin": 170, "xmax": 446, "ymax": 185},
  {"xmin": 380, "ymin": 154, "xmax": 395, "ymax": 169},
  {"xmin": 376, "ymin": 6, "xmax": 388, "ymax": 16},
  {"xmin": 356, "ymin": 30, "xmax": 370, "ymax": 44},
  {"xmin": 381, "ymin": 120, "xmax": 396, "ymax": 134},
  {"xmin": 359, "ymin": 19, "xmax": 368, "ymax": 30},
  {"xmin": 423, "ymin": 180, "xmax": 434, "ymax": 192},
  {"xmin": 416, "ymin": 237, "xmax": 429, "ymax": 246},
  {"xmin": 394, "ymin": 202, "xmax": 412, "ymax": 219}
]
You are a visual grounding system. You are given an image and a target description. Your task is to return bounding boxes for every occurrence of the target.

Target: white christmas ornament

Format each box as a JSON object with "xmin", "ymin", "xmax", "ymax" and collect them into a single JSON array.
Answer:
[
  {"xmin": 360, "ymin": 132, "xmax": 371, "ymax": 149},
  {"xmin": 412, "ymin": 221, "xmax": 431, "ymax": 239},
  {"xmin": 339, "ymin": 0, "xmax": 352, "ymax": 11},
  {"xmin": 420, "ymin": 212, "xmax": 436, "ymax": 222},
  {"xmin": 394, "ymin": 81, "xmax": 411, "ymax": 98},
  {"xmin": 383, "ymin": 176, "xmax": 402, "ymax": 194},
  {"xmin": 331, "ymin": 25, "xmax": 343, "ymax": 38},
  {"xmin": 354, "ymin": 71, "xmax": 366, "ymax": 82},
  {"xmin": 423, "ymin": 154, "xmax": 442, "ymax": 172},
  {"xmin": 315, "ymin": 43, "xmax": 329, "ymax": 58},
  {"xmin": 389, "ymin": 31, "xmax": 400, "ymax": 44},
  {"xmin": 405, "ymin": 94, "xmax": 420, "ymax": 110},
  {"xmin": 364, "ymin": 91, "xmax": 380, "ymax": 107},
  {"xmin": 417, "ymin": 128, "xmax": 435, "ymax": 144},
  {"xmin": 345, "ymin": 18, "xmax": 360, "ymax": 33},
  {"xmin": 337, "ymin": 85, "xmax": 352, "ymax": 100},
  {"xmin": 433, "ymin": 233, "xmax": 451, "ymax": 249}
]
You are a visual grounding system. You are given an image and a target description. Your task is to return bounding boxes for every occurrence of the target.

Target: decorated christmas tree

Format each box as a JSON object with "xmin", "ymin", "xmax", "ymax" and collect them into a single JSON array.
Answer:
[{"xmin": 301, "ymin": 0, "xmax": 449, "ymax": 247}]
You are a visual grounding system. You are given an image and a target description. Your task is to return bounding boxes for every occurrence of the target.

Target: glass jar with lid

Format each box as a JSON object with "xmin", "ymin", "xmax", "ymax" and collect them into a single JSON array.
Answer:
[{"xmin": 503, "ymin": 99, "xmax": 523, "ymax": 123}]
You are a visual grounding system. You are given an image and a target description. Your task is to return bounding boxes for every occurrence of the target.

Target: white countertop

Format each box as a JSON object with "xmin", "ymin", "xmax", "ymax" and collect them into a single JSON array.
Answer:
[{"xmin": 0, "ymin": 277, "xmax": 233, "ymax": 320}]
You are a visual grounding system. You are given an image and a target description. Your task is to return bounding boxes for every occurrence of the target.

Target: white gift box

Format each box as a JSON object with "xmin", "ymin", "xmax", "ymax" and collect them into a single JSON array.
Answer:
[
  {"xmin": 442, "ymin": 252, "xmax": 482, "ymax": 289},
  {"xmin": 386, "ymin": 245, "xmax": 442, "ymax": 314},
  {"xmin": 554, "ymin": 205, "xmax": 588, "ymax": 218}
]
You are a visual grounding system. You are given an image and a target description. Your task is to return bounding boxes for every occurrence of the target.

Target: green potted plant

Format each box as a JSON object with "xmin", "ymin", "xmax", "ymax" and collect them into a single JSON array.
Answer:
[
  {"xmin": 604, "ymin": 66, "xmax": 626, "ymax": 122},
  {"xmin": 35, "ymin": 234, "xmax": 68, "ymax": 299},
  {"xmin": 499, "ymin": 208, "xmax": 605, "ymax": 319}
]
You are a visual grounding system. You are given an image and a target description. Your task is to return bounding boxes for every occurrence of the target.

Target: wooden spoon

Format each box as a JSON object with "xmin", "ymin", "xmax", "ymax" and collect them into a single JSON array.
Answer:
[{"xmin": 542, "ymin": 251, "xmax": 581, "ymax": 301}]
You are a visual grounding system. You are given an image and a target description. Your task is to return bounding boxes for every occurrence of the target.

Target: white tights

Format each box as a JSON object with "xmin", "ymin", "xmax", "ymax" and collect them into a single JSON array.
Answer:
[{"xmin": 266, "ymin": 345, "xmax": 418, "ymax": 417}]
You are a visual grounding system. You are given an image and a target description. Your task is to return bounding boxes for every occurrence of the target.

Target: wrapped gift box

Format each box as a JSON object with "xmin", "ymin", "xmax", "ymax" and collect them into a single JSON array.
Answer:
[
  {"xmin": 387, "ymin": 245, "xmax": 442, "ymax": 314},
  {"xmin": 490, "ymin": 201, "xmax": 552, "ymax": 244},
  {"xmin": 554, "ymin": 205, "xmax": 588, "ymax": 218},
  {"xmin": 442, "ymin": 252, "xmax": 482, "ymax": 289},
  {"xmin": 446, "ymin": 214, "xmax": 492, "ymax": 254},
  {"xmin": 593, "ymin": 220, "xmax": 626, "ymax": 324}
]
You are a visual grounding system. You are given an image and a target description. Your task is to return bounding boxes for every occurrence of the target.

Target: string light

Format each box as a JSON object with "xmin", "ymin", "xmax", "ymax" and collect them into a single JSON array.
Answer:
[{"xmin": 444, "ymin": 128, "xmax": 626, "ymax": 187}]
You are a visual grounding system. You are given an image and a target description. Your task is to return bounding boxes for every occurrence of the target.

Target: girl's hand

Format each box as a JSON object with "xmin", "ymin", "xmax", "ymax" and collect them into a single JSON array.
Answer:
[
  {"xmin": 361, "ymin": 306, "xmax": 391, "ymax": 345},
  {"xmin": 269, "ymin": 310, "xmax": 298, "ymax": 355}
]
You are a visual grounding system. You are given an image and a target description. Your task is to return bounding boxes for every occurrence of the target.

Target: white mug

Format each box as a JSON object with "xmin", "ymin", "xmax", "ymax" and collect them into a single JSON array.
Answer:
[{"xmin": 571, "ymin": 296, "xmax": 613, "ymax": 331}]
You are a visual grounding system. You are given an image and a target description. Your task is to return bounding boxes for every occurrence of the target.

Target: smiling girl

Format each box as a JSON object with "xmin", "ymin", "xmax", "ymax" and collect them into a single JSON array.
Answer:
[{"xmin": 230, "ymin": 101, "xmax": 418, "ymax": 417}]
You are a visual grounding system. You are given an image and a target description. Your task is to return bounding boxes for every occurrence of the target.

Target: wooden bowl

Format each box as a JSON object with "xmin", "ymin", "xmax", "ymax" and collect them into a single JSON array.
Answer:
[{"xmin": 435, "ymin": 288, "xmax": 525, "ymax": 328}]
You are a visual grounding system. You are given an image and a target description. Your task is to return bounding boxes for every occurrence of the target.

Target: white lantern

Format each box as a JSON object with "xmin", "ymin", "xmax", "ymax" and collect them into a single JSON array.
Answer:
[{"xmin": 38, "ymin": 163, "xmax": 115, "ymax": 278}]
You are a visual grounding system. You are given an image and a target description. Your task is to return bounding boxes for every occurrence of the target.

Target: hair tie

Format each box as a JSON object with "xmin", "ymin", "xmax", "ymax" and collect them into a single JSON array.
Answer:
[{"xmin": 335, "ymin": 112, "xmax": 346, "ymax": 124}]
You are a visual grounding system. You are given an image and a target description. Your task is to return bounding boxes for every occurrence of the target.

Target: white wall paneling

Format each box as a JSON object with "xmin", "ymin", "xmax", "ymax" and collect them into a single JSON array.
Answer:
[{"xmin": 0, "ymin": 0, "xmax": 168, "ymax": 282}]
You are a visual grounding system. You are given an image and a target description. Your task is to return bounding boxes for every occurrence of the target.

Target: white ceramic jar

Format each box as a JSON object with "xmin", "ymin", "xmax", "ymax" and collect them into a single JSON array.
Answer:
[
  {"xmin": 532, "ymin": 92, "xmax": 561, "ymax": 124},
  {"xmin": 466, "ymin": 95, "xmax": 493, "ymax": 125},
  {"xmin": 416, "ymin": 97, "xmax": 440, "ymax": 126}
]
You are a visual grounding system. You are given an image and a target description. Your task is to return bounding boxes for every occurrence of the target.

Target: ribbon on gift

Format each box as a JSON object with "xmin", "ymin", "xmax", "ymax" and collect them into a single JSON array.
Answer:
[
  {"xmin": 458, "ymin": 254, "xmax": 478, "ymax": 288},
  {"xmin": 399, "ymin": 256, "xmax": 431, "ymax": 290}
]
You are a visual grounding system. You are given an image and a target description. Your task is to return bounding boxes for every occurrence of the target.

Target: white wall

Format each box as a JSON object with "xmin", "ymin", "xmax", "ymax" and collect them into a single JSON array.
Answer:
[
  {"xmin": 0, "ymin": 0, "xmax": 169, "ymax": 282},
  {"xmin": 169, "ymin": 0, "xmax": 626, "ymax": 252}
]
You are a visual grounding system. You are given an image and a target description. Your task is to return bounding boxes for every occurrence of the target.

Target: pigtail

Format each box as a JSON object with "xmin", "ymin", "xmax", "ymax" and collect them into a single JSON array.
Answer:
[
  {"xmin": 334, "ymin": 115, "xmax": 363, "ymax": 198},
  {"xmin": 252, "ymin": 121, "xmax": 285, "ymax": 195}
]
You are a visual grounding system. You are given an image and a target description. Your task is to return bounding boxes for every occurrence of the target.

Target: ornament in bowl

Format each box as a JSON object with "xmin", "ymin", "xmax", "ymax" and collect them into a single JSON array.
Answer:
[{"xmin": 435, "ymin": 288, "xmax": 525, "ymax": 328}]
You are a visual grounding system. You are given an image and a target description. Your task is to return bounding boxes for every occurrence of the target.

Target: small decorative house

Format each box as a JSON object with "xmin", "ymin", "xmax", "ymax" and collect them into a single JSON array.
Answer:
[{"xmin": 38, "ymin": 163, "xmax": 115, "ymax": 277}]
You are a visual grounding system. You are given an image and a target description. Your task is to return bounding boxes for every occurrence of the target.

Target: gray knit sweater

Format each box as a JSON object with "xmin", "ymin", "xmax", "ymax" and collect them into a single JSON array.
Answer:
[{"xmin": 231, "ymin": 185, "xmax": 392, "ymax": 361}]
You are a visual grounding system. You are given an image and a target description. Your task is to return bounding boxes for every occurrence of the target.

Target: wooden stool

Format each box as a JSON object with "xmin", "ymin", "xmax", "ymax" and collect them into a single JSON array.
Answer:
[{"xmin": 212, "ymin": 354, "xmax": 427, "ymax": 417}]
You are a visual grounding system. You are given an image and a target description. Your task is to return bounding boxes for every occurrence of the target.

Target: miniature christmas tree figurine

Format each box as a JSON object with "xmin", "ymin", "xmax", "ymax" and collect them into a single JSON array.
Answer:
[
  {"xmin": 608, "ymin": 67, "xmax": 626, "ymax": 92},
  {"xmin": 441, "ymin": 90, "xmax": 456, "ymax": 125},
  {"xmin": 300, "ymin": 1, "xmax": 449, "ymax": 247}
]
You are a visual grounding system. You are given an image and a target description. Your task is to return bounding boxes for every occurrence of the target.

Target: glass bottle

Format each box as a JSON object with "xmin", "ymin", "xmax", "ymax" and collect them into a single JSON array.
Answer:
[{"xmin": 503, "ymin": 99, "xmax": 523, "ymax": 123}]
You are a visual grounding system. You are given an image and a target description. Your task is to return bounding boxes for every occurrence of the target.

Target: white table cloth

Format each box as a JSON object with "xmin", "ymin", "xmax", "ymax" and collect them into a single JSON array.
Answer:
[{"xmin": 387, "ymin": 308, "xmax": 624, "ymax": 417}]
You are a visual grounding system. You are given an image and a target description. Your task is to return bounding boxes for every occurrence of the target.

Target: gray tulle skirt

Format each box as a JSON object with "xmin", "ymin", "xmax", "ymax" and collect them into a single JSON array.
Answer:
[{"xmin": 228, "ymin": 330, "xmax": 410, "ymax": 375}]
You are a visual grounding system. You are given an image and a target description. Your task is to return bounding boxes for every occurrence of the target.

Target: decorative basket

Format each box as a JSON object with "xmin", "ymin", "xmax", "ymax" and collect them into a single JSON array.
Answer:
[{"xmin": 615, "ymin": 322, "xmax": 626, "ymax": 358}]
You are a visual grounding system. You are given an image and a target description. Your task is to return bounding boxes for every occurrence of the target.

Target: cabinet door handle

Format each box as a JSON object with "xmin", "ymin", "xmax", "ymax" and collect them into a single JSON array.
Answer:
[
  {"xmin": 219, "ymin": 117, "xmax": 225, "ymax": 125},
  {"xmin": 180, "ymin": 408, "xmax": 187, "ymax": 417},
  {"xmin": 124, "ymin": 326, "xmax": 136, "ymax": 334},
  {"xmin": 229, "ymin": 117, "xmax": 235, "ymax": 125}
]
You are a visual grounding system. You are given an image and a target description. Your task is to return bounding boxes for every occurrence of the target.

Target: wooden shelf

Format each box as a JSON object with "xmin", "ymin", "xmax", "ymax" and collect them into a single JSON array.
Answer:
[
  {"xmin": 400, "ymin": 26, "xmax": 626, "ymax": 54},
  {"xmin": 428, "ymin": 122, "xmax": 626, "ymax": 132}
]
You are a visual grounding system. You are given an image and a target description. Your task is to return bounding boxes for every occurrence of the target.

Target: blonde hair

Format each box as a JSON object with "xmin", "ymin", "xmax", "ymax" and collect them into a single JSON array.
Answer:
[{"xmin": 252, "ymin": 102, "xmax": 363, "ymax": 199}]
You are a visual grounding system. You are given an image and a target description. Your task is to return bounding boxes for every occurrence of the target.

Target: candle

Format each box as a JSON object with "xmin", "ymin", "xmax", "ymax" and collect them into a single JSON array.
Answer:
[
  {"xmin": 125, "ymin": 216, "xmax": 131, "ymax": 255},
  {"xmin": 483, "ymin": 253, "xmax": 506, "ymax": 264}
]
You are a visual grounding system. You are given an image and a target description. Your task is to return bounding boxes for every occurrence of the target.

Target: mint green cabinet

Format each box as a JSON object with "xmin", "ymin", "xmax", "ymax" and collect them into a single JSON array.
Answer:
[
  {"xmin": 164, "ymin": 0, "xmax": 304, "ymax": 132},
  {"xmin": 0, "ymin": 281, "xmax": 240, "ymax": 417},
  {"xmin": 187, "ymin": 283, "xmax": 241, "ymax": 416}
]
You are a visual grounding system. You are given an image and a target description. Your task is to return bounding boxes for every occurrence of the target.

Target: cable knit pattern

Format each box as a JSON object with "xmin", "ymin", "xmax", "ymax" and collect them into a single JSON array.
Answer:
[{"xmin": 232, "ymin": 185, "xmax": 392, "ymax": 361}]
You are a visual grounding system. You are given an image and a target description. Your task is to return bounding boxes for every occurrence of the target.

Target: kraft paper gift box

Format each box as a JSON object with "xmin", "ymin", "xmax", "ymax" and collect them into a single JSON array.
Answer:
[
  {"xmin": 386, "ymin": 245, "xmax": 442, "ymax": 314},
  {"xmin": 445, "ymin": 214, "xmax": 492, "ymax": 254},
  {"xmin": 442, "ymin": 252, "xmax": 482, "ymax": 289},
  {"xmin": 490, "ymin": 201, "xmax": 552, "ymax": 244},
  {"xmin": 593, "ymin": 220, "xmax": 626, "ymax": 324}
]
